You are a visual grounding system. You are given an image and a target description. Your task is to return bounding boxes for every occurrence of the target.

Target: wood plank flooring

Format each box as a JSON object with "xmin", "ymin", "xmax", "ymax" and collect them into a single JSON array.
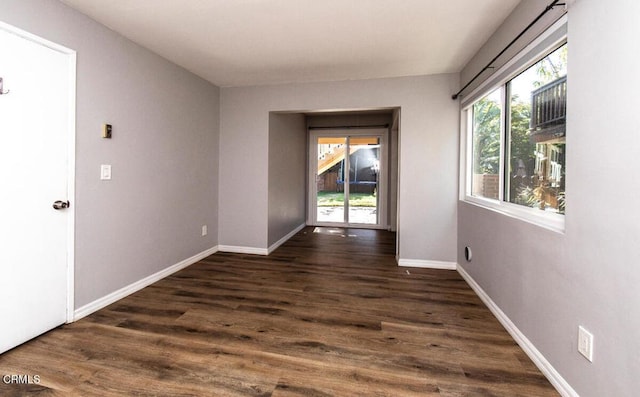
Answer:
[{"xmin": 0, "ymin": 227, "xmax": 559, "ymax": 396}]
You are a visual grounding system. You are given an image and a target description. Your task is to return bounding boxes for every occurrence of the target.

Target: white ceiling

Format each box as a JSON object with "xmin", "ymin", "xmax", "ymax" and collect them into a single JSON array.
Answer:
[{"xmin": 59, "ymin": 0, "xmax": 521, "ymax": 87}]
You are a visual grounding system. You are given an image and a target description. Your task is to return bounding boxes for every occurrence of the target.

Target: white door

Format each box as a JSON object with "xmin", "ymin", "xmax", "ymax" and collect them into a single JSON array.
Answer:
[{"xmin": 0, "ymin": 25, "xmax": 75, "ymax": 353}]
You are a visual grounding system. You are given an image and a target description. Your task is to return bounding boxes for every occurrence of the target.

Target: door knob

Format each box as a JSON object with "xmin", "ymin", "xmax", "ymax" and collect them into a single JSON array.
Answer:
[{"xmin": 52, "ymin": 200, "xmax": 70, "ymax": 210}]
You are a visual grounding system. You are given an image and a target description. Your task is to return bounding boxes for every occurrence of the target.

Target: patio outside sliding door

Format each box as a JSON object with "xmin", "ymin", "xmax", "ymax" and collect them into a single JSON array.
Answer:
[{"xmin": 309, "ymin": 129, "xmax": 387, "ymax": 229}]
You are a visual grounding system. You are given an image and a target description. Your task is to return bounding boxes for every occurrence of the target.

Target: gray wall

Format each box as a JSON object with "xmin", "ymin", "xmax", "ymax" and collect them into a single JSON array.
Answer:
[
  {"xmin": 389, "ymin": 109, "xmax": 400, "ymax": 233},
  {"xmin": 458, "ymin": 0, "xmax": 640, "ymax": 395},
  {"xmin": 2, "ymin": 0, "xmax": 220, "ymax": 308},
  {"xmin": 306, "ymin": 113, "xmax": 393, "ymax": 128},
  {"xmin": 268, "ymin": 113, "xmax": 306, "ymax": 247},
  {"xmin": 219, "ymin": 75, "xmax": 459, "ymax": 263}
]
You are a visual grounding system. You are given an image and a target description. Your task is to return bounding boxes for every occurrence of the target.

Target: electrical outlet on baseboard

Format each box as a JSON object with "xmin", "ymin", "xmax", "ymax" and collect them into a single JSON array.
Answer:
[{"xmin": 578, "ymin": 325, "xmax": 594, "ymax": 362}]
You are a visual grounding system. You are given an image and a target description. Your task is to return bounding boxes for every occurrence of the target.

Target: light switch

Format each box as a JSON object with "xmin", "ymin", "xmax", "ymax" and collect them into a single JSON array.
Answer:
[{"xmin": 100, "ymin": 164, "xmax": 112, "ymax": 180}]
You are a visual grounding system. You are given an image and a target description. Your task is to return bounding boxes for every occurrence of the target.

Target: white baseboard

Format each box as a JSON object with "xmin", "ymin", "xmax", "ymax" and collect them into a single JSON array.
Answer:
[
  {"xmin": 218, "ymin": 245, "xmax": 268, "ymax": 256},
  {"xmin": 457, "ymin": 264, "xmax": 578, "ymax": 397},
  {"xmin": 268, "ymin": 223, "xmax": 306, "ymax": 254},
  {"xmin": 397, "ymin": 258, "xmax": 457, "ymax": 270},
  {"xmin": 73, "ymin": 245, "xmax": 219, "ymax": 321}
]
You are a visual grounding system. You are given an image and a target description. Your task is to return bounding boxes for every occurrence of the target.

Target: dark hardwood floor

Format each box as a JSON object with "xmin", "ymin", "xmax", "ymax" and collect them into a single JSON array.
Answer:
[{"xmin": 0, "ymin": 227, "xmax": 558, "ymax": 396}]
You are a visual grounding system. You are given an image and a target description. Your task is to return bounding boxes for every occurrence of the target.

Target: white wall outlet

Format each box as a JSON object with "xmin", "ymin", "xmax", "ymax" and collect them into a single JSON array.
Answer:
[
  {"xmin": 578, "ymin": 325, "xmax": 594, "ymax": 362},
  {"xmin": 100, "ymin": 164, "xmax": 112, "ymax": 180},
  {"xmin": 201, "ymin": 225, "xmax": 207, "ymax": 236}
]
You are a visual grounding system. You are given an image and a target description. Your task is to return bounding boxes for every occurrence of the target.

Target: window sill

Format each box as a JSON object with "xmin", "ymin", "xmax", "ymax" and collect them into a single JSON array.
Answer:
[{"xmin": 463, "ymin": 195, "xmax": 565, "ymax": 234}]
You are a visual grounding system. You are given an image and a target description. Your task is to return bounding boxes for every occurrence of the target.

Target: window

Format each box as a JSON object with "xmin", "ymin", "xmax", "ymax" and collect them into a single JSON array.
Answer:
[
  {"xmin": 471, "ymin": 88, "xmax": 502, "ymax": 200},
  {"xmin": 464, "ymin": 41, "xmax": 567, "ymax": 229}
]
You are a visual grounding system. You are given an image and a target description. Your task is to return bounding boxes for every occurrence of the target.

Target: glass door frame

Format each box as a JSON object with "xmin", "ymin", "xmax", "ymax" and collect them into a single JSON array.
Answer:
[{"xmin": 307, "ymin": 128, "xmax": 388, "ymax": 229}]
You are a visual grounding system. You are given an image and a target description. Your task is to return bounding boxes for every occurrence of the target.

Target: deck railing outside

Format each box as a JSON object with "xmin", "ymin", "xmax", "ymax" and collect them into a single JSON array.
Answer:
[{"xmin": 530, "ymin": 76, "xmax": 567, "ymax": 136}]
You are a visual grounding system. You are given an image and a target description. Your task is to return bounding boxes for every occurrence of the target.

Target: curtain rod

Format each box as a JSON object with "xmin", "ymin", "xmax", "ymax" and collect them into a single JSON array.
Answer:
[
  {"xmin": 308, "ymin": 124, "xmax": 389, "ymax": 130},
  {"xmin": 452, "ymin": 0, "xmax": 565, "ymax": 100}
]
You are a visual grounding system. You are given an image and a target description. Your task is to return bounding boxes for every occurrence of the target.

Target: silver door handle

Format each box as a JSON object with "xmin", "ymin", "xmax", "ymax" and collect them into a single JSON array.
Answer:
[{"xmin": 52, "ymin": 200, "xmax": 70, "ymax": 210}]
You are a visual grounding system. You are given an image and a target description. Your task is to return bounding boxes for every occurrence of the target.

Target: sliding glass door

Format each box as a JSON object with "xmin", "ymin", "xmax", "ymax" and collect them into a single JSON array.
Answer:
[
  {"xmin": 309, "ymin": 129, "xmax": 387, "ymax": 228},
  {"xmin": 316, "ymin": 136, "xmax": 348, "ymax": 223}
]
